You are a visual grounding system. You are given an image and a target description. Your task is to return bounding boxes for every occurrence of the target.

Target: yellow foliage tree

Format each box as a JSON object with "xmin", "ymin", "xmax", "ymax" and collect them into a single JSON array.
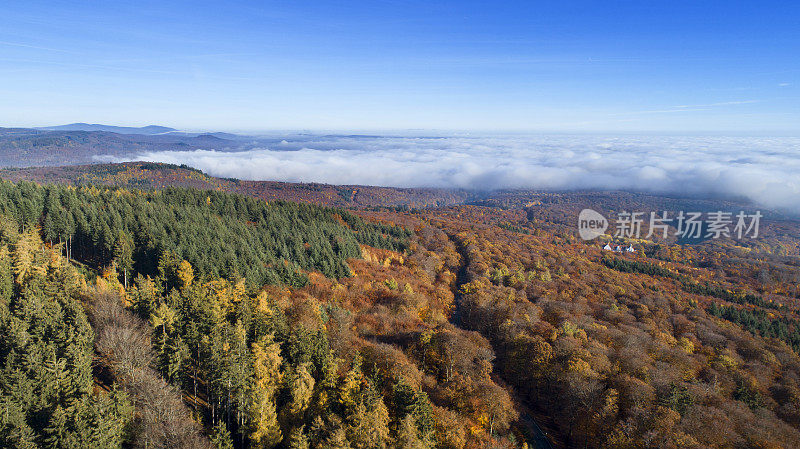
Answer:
[
  {"xmin": 248, "ymin": 336, "xmax": 283, "ymax": 448},
  {"xmin": 13, "ymin": 228, "xmax": 42, "ymax": 284},
  {"xmin": 177, "ymin": 259, "xmax": 194, "ymax": 289}
]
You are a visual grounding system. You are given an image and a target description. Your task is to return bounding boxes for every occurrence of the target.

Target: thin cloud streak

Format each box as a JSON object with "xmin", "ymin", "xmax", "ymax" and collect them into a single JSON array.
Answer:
[
  {"xmin": 619, "ymin": 100, "xmax": 760, "ymax": 116},
  {"xmin": 673, "ymin": 100, "xmax": 759, "ymax": 108},
  {"xmin": 0, "ymin": 40, "xmax": 76, "ymax": 54}
]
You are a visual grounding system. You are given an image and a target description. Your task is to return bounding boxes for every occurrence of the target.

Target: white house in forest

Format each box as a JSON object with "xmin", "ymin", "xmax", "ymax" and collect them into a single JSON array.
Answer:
[{"xmin": 603, "ymin": 243, "xmax": 636, "ymax": 253}]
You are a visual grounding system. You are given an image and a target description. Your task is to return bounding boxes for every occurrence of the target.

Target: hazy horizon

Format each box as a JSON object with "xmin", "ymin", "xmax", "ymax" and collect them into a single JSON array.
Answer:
[{"xmin": 22, "ymin": 123, "xmax": 800, "ymax": 138}]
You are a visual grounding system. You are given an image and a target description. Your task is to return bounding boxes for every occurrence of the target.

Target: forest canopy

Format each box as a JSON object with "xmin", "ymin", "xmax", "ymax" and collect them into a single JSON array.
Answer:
[
  {"xmin": 0, "ymin": 181, "xmax": 409, "ymax": 287},
  {"xmin": 4, "ymin": 178, "xmax": 800, "ymax": 449}
]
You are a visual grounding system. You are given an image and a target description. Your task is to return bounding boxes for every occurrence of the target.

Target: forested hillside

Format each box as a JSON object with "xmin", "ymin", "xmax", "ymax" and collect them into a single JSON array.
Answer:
[
  {"xmin": 399, "ymin": 206, "xmax": 800, "ymax": 448},
  {"xmin": 3, "ymin": 178, "xmax": 800, "ymax": 449},
  {"xmin": 0, "ymin": 181, "xmax": 528, "ymax": 449},
  {"xmin": 0, "ymin": 162, "xmax": 472, "ymax": 208}
]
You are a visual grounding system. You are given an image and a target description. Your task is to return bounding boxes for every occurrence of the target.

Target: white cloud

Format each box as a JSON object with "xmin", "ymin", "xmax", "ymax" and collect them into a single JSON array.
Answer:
[{"xmin": 105, "ymin": 134, "xmax": 800, "ymax": 212}]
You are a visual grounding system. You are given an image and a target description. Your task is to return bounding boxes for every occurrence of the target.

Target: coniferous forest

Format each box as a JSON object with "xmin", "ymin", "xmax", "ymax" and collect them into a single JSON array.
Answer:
[{"xmin": 0, "ymin": 181, "xmax": 408, "ymax": 287}]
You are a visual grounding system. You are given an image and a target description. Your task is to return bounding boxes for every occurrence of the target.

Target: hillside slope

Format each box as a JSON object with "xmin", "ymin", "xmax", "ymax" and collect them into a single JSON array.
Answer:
[
  {"xmin": 1, "ymin": 173, "xmax": 800, "ymax": 448},
  {"xmin": 0, "ymin": 161, "xmax": 472, "ymax": 208}
]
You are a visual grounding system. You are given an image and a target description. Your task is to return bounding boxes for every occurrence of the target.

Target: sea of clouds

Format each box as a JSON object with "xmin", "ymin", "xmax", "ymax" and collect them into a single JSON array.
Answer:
[{"xmin": 106, "ymin": 134, "xmax": 800, "ymax": 212}]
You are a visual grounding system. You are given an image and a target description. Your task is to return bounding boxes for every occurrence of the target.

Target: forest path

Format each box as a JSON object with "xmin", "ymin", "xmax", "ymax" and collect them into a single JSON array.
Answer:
[
  {"xmin": 444, "ymin": 232, "xmax": 555, "ymax": 449},
  {"xmin": 448, "ymin": 235, "xmax": 469, "ymax": 327}
]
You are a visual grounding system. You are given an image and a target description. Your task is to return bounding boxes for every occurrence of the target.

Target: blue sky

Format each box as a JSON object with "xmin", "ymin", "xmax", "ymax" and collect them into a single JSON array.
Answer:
[{"xmin": 1, "ymin": 1, "xmax": 798, "ymax": 133}]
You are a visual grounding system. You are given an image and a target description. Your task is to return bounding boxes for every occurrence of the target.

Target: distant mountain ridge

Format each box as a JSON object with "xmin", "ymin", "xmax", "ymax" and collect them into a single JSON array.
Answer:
[
  {"xmin": 0, "ymin": 126, "xmax": 243, "ymax": 167},
  {"xmin": 36, "ymin": 123, "xmax": 177, "ymax": 135},
  {"xmin": 0, "ymin": 124, "xmax": 390, "ymax": 169}
]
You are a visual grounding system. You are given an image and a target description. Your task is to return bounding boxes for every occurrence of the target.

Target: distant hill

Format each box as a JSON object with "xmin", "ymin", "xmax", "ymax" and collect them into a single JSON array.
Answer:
[
  {"xmin": 36, "ymin": 123, "xmax": 177, "ymax": 134},
  {"xmin": 0, "ymin": 127, "xmax": 239, "ymax": 167},
  {"xmin": 165, "ymin": 131, "xmax": 243, "ymax": 140}
]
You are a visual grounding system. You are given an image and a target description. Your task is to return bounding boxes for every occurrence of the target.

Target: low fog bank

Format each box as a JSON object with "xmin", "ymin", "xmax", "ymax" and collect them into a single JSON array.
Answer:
[{"xmin": 104, "ymin": 134, "xmax": 800, "ymax": 212}]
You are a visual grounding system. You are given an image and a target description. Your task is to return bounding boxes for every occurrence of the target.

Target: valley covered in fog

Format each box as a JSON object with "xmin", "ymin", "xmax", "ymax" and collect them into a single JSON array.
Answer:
[{"xmin": 107, "ymin": 133, "xmax": 800, "ymax": 212}]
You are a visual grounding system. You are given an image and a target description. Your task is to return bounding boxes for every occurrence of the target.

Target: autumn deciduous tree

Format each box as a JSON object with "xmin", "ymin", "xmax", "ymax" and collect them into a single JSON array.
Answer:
[{"xmin": 247, "ymin": 337, "xmax": 283, "ymax": 449}]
